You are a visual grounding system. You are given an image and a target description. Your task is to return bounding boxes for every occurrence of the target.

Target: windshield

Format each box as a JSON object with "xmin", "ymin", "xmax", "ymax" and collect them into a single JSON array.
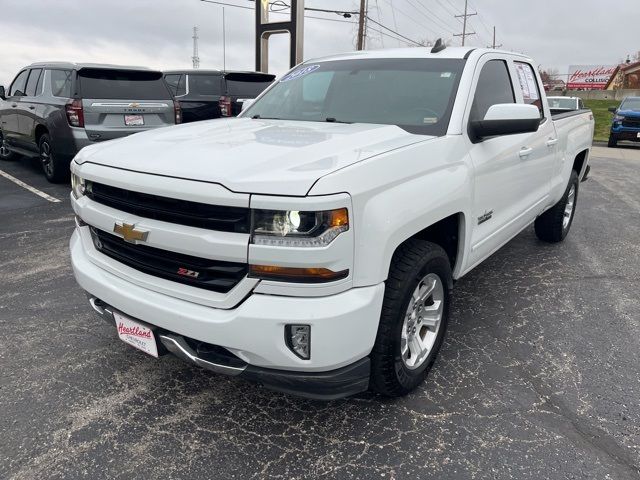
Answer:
[
  {"xmin": 620, "ymin": 98, "xmax": 640, "ymax": 111},
  {"xmin": 225, "ymin": 73, "xmax": 275, "ymax": 97},
  {"xmin": 243, "ymin": 58, "xmax": 465, "ymax": 135},
  {"xmin": 189, "ymin": 74, "xmax": 222, "ymax": 96},
  {"xmin": 548, "ymin": 98, "xmax": 577, "ymax": 110},
  {"xmin": 78, "ymin": 69, "xmax": 171, "ymax": 100}
]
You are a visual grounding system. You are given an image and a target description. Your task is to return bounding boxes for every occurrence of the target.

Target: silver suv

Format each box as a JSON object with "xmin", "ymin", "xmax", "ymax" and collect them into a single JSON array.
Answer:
[{"xmin": 0, "ymin": 63, "xmax": 180, "ymax": 182}]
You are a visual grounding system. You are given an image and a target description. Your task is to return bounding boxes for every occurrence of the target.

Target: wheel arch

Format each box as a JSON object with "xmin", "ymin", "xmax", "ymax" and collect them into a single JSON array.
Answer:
[
  {"xmin": 34, "ymin": 123, "xmax": 49, "ymax": 144},
  {"xmin": 572, "ymin": 149, "xmax": 589, "ymax": 180}
]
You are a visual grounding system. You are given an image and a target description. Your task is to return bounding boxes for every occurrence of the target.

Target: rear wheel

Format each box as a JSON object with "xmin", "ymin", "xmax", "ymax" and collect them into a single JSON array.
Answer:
[
  {"xmin": 39, "ymin": 133, "xmax": 69, "ymax": 183},
  {"xmin": 607, "ymin": 134, "xmax": 618, "ymax": 148},
  {"xmin": 0, "ymin": 131, "xmax": 18, "ymax": 161},
  {"xmin": 534, "ymin": 170, "xmax": 579, "ymax": 243},
  {"xmin": 369, "ymin": 239, "xmax": 451, "ymax": 397}
]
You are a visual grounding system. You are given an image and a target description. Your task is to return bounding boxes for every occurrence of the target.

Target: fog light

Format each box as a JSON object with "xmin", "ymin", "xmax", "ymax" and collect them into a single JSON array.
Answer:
[{"xmin": 286, "ymin": 325, "xmax": 310, "ymax": 360}]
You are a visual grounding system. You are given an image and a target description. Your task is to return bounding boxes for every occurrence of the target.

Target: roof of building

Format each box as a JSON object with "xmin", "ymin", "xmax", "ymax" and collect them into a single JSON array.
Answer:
[{"xmin": 604, "ymin": 60, "xmax": 640, "ymax": 89}]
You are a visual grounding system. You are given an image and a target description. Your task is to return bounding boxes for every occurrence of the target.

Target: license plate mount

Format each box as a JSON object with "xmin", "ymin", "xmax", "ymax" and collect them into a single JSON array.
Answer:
[
  {"xmin": 124, "ymin": 114, "xmax": 144, "ymax": 126},
  {"xmin": 114, "ymin": 311, "xmax": 158, "ymax": 358}
]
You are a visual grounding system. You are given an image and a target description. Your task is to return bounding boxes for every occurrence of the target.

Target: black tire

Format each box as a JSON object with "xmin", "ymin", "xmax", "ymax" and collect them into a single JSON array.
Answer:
[
  {"xmin": 0, "ymin": 130, "xmax": 18, "ymax": 161},
  {"xmin": 534, "ymin": 170, "xmax": 579, "ymax": 243},
  {"xmin": 369, "ymin": 239, "xmax": 451, "ymax": 397},
  {"xmin": 607, "ymin": 135, "xmax": 618, "ymax": 148},
  {"xmin": 39, "ymin": 133, "xmax": 69, "ymax": 183}
]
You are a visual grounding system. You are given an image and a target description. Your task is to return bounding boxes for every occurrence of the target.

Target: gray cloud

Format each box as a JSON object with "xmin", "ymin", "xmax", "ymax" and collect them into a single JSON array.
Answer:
[{"xmin": 0, "ymin": 0, "xmax": 634, "ymax": 86}]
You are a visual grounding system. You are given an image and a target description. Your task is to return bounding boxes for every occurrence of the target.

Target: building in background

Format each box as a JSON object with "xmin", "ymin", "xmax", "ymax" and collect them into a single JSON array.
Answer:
[
  {"xmin": 605, "ymin": 60, "xmax": 640, "ymax": 90},
  {"xmin": 567, "ymin": 65, "xmax": 616, "ymax": 90}
]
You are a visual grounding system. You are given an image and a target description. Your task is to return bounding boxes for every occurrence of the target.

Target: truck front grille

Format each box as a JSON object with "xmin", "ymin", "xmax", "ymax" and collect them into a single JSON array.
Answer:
[
  {"xmin": 622, "ymin": 118, "xmax": 640, "ymax": 128},
  {"xmin": 90, "ymin": 227, "xmax": 247, "ymax": 293},
  {"xmin": 86, "ymin": 182, "xmax": 250, "ymax": 233}
]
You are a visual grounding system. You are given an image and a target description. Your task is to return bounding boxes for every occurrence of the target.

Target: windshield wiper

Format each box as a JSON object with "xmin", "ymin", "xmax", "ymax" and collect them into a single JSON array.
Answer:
[
  {"xmin": 251, "ymin": 114, "xmax": 281, "ymax": 120},
  {"xmin": 325, "ymin": 117, "xmax": 352, "ymax": 124}
]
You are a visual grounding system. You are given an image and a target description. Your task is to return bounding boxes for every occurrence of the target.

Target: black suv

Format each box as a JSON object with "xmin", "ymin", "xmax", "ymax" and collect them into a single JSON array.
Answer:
[
  {"xmin": 164, "ymin": 70, "xmax": 275, "ymax": 123},
  {"xmin": 0, "ymin": 63, "xmax": 179, "ymax": 182}
]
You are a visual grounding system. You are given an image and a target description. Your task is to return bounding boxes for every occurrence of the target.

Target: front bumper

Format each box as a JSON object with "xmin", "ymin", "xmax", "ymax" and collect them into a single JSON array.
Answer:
[
  {"xmin": 70, "ymin": 229, "xmax": 384, "ymax": 397},
  {"xmin": 610, "ymin": 126, "xmax": 640, "ymax": 141}
]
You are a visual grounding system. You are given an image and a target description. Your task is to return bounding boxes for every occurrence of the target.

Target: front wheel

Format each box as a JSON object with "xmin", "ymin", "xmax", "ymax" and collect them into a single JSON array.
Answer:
[
  {"xmin": 534, "ymin": 170, "xmax": 579, "ymax": 243},
  {"xmin": 39, "ymin": 133, "xmax": 69, "ymax": 183},
  {"xmin": 369, "ymin": 239, "xmax": 451, "ymax": 397},
  {"xmin": 607, "ymin": 134, "xmax": 618, "ymax": 148}
]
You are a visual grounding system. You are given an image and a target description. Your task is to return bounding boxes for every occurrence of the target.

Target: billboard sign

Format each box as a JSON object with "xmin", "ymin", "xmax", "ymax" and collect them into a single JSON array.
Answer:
[{"xmin": 567, "ymin": 65, "xmax": 616, "ymax": 90}]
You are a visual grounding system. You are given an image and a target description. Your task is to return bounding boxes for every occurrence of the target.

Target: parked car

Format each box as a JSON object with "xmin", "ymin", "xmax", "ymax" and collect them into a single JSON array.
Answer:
[
  {"xmin": 547, "ymin": 96, "xmax": 584, "ymax": 114},
  {"xmin": 164, "ymin": 70, "xmax": 275, "ymax": 123},
  {"xmin": 70, "ymin": 45, "xmax": 593, "ymax": 399},
  {"xmin": 0, "ymin": 63, "xmax": 180, "ymax": 182},
  {"xmin": 608, "ymin": 96, "xmax": 640, "ymax": 147}
]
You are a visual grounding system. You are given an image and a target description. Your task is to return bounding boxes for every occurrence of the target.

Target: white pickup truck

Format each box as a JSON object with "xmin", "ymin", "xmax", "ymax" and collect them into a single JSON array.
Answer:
[{"xmin": 70, "ymin": 46, "xmax": 594, "ymax": 399}]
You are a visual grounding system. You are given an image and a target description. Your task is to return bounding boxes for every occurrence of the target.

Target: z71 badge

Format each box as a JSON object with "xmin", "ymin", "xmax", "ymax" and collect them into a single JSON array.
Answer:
[{"xmin": 177, "ymin": 267, "xmax": 200, "ymax": 279}]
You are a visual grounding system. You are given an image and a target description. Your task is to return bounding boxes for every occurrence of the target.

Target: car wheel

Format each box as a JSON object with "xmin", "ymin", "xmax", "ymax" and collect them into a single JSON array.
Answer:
[
  {"xmin": 0, "ymin": 131, "xmax": 17, "ymax": 161},
  {"xmin": 369, "ymin": 239, "xmax": 451, "ymax": 397},
  {"xmin": 607, "ymin": 135, "xmax": 618, "ymax": 148},
  {"xmin": 39, "ymin": 133, "xmax": 69, "ymax": 183},
  {"xmin": 534, "ymin": 170, "xmax": 579, "ymax": 243}
]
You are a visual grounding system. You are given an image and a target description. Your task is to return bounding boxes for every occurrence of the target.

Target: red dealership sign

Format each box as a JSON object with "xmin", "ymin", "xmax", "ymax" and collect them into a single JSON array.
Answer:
[{"xmin": 567, "ymin": 65, "xmax": 616, "ymax": 90}]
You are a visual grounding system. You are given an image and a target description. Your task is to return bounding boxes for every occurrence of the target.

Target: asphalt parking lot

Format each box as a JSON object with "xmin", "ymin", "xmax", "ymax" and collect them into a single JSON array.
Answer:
[{"xmin": 1, "ymin": 147, "xmax": 639, "ymax": 479}]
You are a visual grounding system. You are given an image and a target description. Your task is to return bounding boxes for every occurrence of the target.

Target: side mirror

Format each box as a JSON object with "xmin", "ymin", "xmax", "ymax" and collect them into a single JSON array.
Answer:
[
  {"xmin": 608, "ymin": 107, "xmax": 617, "ymax": 113},
  {"xmin": 470, "ymin": 104, "xmax": 541, "ymax": 142},
  {"xmin": 0, "ymin": 86, "xmax": 5, "ymax": 100},
  {"xmin": 240, "ymin": 99, "xmax": 254, "ymax": 113}
]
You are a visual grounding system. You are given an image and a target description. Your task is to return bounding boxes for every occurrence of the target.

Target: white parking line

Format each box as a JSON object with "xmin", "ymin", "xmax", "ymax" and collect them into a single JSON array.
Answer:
[{"xmin": 0, "ymin": 168, "xmax": 61, "ymax": 203}]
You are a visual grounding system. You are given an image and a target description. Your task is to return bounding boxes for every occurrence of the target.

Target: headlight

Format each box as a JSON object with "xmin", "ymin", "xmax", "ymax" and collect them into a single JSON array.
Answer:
[
  {"xmin": 71, "ymin": 173, "xmax": 86, "ymax": 199},
  {"xmin": 613, "ymin": 115, "xmax": 625, "ymax": 122},
  {"xmin": 251, "ymin": 208, "xmax": 349, "ymax": 247}
]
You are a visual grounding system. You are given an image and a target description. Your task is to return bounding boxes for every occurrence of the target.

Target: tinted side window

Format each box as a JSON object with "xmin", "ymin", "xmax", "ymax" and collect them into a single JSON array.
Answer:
[
  {"xmin": 470, "ymin": 60, "xmax": 515, "ymax": 121},
  {"xmin": 50, "ymin": 70, "xmax": 73, "ymax": 97},
  {"xmin": 9, "ymin": 70, "xmax": 29, "ymax": 97},
  {"xmin": 176, "ymin": 75, "xmax": 186, "ymax": 96},
  {"xmin": 25, "ymin": 69, "xmax": 42, "ymax": 96},
  {"xmin": 514, "ymin": 62, "xmax": 543, "ymax": 118},
  {"xmin": 164, "ymin": 74, "xmax": 181, "ymax": 95}
]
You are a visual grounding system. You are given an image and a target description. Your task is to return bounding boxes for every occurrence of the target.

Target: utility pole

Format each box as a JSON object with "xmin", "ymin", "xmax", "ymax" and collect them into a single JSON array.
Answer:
[
  {"xmin": 453, "ymin": 0, "xmax": 476, "ymax": 47},
  {"xmin": 192, "ymin": 26, "xmax": 200, "ymax": 69},
  {"xmin": 488, "ymin": 26, "xmax": 502, "ymax": 49},
  {"xmin": 356, "ymin": 0, "xmax": 367, "ymax": 50}
]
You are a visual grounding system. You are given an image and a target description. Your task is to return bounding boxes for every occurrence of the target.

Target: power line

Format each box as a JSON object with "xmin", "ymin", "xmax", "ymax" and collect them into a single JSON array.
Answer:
[
  {"xmin": 365, "ymin": 16, "xmax": 423, "ymax": 46},
  {"xmin": 403, "ymin": 0, "xmax": 457, "ymax": 34},
  {"xmin": 381, "ymin": 0, "xmax": 440, "ymax": 37},
  {"xmin": 410, "ymin": 0, "xmax": 462, "ymax": 33}
]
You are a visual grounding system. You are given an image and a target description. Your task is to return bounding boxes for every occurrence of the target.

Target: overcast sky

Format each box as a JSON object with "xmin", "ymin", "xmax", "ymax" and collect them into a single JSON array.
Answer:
[{"xmin": 0, "ymin": 0, "xmax": 637, "ymax": 86}]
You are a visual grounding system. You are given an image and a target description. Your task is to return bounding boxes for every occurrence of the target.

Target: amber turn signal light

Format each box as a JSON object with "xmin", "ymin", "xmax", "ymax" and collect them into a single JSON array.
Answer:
[{"xmin": 249, "ymin": 265, "xmax": 349, "ymax": 283}]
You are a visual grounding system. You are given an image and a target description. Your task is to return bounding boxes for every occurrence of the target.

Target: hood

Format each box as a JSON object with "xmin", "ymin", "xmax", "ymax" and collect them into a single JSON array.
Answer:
[
  {"xmin": 76, "ymin": 118, "xmax": 430, "ymax": 195},
  {"xmin": 618, "ymin": 109, "xmax": 640, "ymax": 117}
]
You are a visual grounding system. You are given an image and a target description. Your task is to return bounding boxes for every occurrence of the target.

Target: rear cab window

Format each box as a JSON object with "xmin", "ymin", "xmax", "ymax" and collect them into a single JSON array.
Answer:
[
  {"xmin": 78, "ymin": 69, "xmax": 172, "ymax": 100},
  {"xmin": 513, "ymin": 61, "xmax": 544, "ymax": 119}
]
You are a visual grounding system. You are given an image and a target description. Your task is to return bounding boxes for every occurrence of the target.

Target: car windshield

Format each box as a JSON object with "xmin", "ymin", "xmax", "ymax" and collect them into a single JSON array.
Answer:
[
  {"xmin": 548, "ymin": 98, "xmax": 577, "ymax": 110},
  {"xmin": 243, "ymin": 58, "xmax": 465, "ymax": 135},
  {"xmin": 621, "ymin": 98, "xmax": 640, "ymax": 111},
  {"xmin": 78, "ymin": 69, "xmax": 172, "ymax": 100}
]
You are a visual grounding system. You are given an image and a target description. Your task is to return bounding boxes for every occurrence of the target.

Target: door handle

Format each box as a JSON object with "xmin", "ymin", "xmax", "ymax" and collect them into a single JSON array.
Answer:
[
  {"xmin": 546, "ymin": 138, "xmax": 558, "ymax": 147},
  {"xmin": 28, "ymin": 106, "xmax": 35, "ymax": 110},
  {"xmin": 519, "ymin": 147, "xmax": 533, "ymax": 158},
  {"xmin": 11, "ymin": 104, "xmax": 18, "ymax": 108}
]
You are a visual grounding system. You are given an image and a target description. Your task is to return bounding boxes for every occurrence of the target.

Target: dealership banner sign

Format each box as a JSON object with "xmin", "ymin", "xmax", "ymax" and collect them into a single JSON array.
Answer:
[{"xmin": 567, "ymin": 65, "xmax": 616, "ymax": 90}]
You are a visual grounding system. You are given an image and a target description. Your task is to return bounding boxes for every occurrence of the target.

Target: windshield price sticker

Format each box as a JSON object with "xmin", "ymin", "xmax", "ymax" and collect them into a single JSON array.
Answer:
[{"xmin": 280, "ymin": 64, "xmax": 321, "ymax": 82}]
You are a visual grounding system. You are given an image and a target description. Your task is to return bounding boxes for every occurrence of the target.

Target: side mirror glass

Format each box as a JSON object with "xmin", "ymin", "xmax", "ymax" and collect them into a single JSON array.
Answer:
[
  {"xmin": 0, "ymin": 86, "xmax": 5, "ymax": 100},
  {"xmin": 470, "ymin": 104, "xmax": 541, "ymax": 142},
  {"xmin": 608, "ymin": 107, "xmax": 617, "ymax": 113},
  {"xmin": 240, "ymin": 99, "xmax": 254, "ymax": 113}
]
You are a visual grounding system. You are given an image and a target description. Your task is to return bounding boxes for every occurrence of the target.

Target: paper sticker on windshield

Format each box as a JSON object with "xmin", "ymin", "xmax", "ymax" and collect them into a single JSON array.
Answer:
[
  {"xmin": 423, "ymin": 117, "xmax": 438, "ymax": 124},
  {"xmin": 280, "ymin": 64, "xmax": 320, "ymax": 82},
  {"xmin": 440, "ymin": 72, "xmax": 452, "ymax": 78}
]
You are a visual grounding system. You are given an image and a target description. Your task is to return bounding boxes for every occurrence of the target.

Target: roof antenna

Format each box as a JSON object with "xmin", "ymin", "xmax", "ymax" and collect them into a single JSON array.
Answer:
[{"xmin": 431, "ymin": 38, "xmax": 446, "ymax": 54}]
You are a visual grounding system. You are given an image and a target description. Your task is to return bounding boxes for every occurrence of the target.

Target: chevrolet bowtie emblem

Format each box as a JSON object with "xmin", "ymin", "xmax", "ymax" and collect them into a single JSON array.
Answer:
[{"xmin": 114, "ymin": 222, "xmax": 148, "ymax": 243}]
